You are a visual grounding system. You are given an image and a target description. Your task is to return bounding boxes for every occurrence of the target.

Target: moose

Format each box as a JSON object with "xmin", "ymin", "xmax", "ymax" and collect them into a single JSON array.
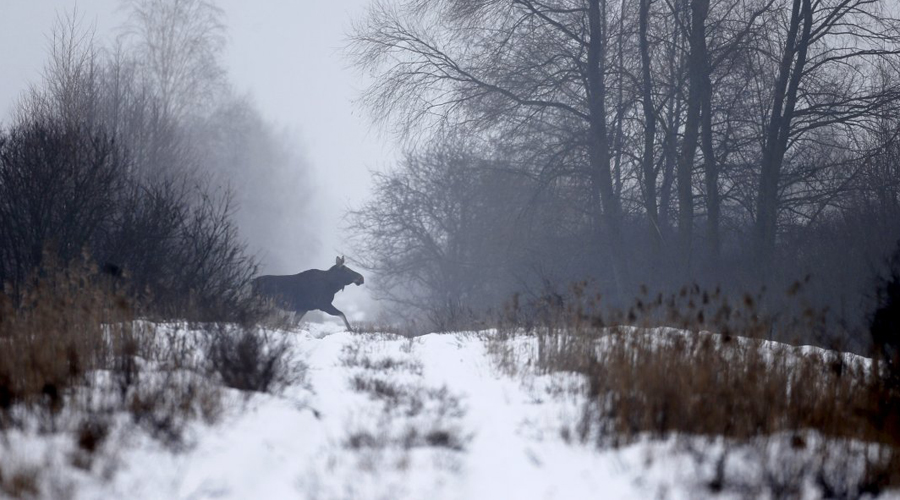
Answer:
[{"xmin": 252, "ymin": 256, "xmax": 365, "ymax": 330}]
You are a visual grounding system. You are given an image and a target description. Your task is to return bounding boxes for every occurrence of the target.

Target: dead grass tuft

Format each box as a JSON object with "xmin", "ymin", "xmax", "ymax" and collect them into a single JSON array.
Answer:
[
  {"xmin": 341, "ymin": 342, "xmax": 423, "ymax": 375},
  {"xmin": 342, "ymin": 337, "xmax": 468, "ymax": 454},
  {"xmin": 204, "ymin": 324, "xmax": 301, "ymax": 394},
  {"xmin": 0, "ymin": 464, "xmax": 40, "ymax": 499}
]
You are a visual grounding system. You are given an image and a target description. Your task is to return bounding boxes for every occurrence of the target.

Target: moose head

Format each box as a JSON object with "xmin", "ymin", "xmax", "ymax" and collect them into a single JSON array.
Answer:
[{"xmin": 331, "ymin": 256, "xmax": 365, "ymax": 288}]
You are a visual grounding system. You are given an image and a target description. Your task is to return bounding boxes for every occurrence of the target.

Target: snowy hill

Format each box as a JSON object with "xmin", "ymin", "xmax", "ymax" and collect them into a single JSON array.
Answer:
[{"xmin": 2, "ymin": 323, "xmax": 898, "ymax": 499}]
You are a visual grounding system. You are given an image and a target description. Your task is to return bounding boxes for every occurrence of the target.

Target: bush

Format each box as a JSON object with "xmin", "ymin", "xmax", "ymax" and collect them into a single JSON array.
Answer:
[
  {"xmin": 0, "ymin": 116, "xmax": 260, "ymax": 323},
  {"xmin": 0, "ymin": 119, "xmax": 123, "ymax": 294},
  {"xmin": 871, "ymin": 241, "xmax": 900, "ymax": 388},
  {"xmin": 204, "ymin": 324, "xmax": 300, "ymax": 393}
]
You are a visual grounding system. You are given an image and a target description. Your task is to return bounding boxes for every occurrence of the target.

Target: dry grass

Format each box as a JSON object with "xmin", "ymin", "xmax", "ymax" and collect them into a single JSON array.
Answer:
[
  {"xmin": 0, "ymin": 464, "xmax": 39, "ymax": 499},
  {"xmin": 0, "ymin": 254, "xmax": 248, "ymax": 496},
  {"xmin": 0, "ymin": 253, "xmax": 133, "ymax": 420},
  {"xmin": 341, "ymin": 337, "xmax": 468, "ymax": 454},
  {"xmin": 0, "ymin": 254, "xmax": 223, "ymax": 433},
  {"xmin": 204, "ymin": 324, "xmax": 301, "ymax": 394},
  {"xmin": 578, "ymin": 329, "xmax": 875, "ymax": 443},
  {"xmin": 496, "ymin": 281, "xmax": 900, "ymax": 495},
  {"xmin": 341, "ymin": 341, "xmax": 423, "ymax": 375}
]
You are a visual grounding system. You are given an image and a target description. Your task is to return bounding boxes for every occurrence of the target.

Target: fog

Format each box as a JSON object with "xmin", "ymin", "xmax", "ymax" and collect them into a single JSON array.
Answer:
[
  {"xmin": 4, "ymin": 3, "xmax": 900, "ymax": 494},
  {"xmin": 0, "ymin": 0, "xmax": 392, "ymax": 319},
  {"xmin": 340, "ymin": 0, "xmax": 900, "ymax": 346},
  {"xmin": 2, "ymin": 0, "xmax": 900, "ymax": 344}
]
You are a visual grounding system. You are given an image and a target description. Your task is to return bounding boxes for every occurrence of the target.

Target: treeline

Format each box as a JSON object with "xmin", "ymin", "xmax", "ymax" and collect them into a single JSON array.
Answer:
[
  {"xmin": 0, "ymin": 1, "xmax": 310, "ymax": 320},
  {"xmin": 350, "ymin": 0, "xmax": 900, "ymax": 337}
]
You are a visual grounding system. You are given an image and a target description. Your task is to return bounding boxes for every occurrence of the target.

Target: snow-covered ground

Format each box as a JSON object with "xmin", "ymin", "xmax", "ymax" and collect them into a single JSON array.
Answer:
[{"xmin": 2, "ymin": 323, "xmax": 898, "ymax": 499}]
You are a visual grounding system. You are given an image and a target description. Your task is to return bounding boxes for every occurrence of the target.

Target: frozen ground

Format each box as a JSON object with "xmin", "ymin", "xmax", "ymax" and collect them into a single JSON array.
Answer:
[{"xmin": 2, "ymin": 323, "xmax": 898, "ymax": 499}]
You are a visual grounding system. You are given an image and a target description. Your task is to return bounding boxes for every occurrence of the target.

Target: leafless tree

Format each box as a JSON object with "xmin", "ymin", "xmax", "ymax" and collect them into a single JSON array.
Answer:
[
  {"xmin": 0, "ymin": 6, "xmax": 260, "ymax": 321},
  {"xmin": 119, "ymin": 0, "xmax": 227, "ymax": 122},
  {"xmin": 753, "ymin": 0, "xmax": 900, "ymax": 270},
  {"xmin": 350, "ymin": 0, "xmax": 900, "ymax": 330},
  {"xmin": 351, "ymin": 0, "xmax": 636, "ymax": 293}
]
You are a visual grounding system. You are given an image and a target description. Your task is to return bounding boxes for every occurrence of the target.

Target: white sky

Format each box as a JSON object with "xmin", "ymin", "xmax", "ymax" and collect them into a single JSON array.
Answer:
[{"xmin": 0, "ymin": 0, "xmax": 395, "ymax": 317}]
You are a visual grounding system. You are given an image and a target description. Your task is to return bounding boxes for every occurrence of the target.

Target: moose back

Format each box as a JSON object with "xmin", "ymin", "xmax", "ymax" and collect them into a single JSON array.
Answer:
[{"xmin": 252, "ymin": 256, "xmax": 364, "ymax": 330}]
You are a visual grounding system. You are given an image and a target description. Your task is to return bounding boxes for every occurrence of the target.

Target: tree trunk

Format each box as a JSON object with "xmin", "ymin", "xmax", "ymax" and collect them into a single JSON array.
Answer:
[
  {"xmin": 692, "ymin": 0, "xmax": 720, "ymax": 271},
  {"xmin": 659, "ymin": 1, "xmax": 685, "ymax": 237},
  {"xmin": 659, "ymin": 105, "xmax": 679, "ymax": 235},
  {"xmin": 612, "ymin": 0, "xmax": 628, "ymax": 200},
  {"xmin": 754, "ymin": 0, "xmax": 812, "ymax": 273},
  {"xmin": 676, "ymin": 0, "xmax": 708, "ymax": 279},
  {"xmin": 639, "ymin": 0, "xmax": 661, "ymax": 256},
  {"xmin": 587, "ymin": 0, "xmax": 630, "ymax": 294}
]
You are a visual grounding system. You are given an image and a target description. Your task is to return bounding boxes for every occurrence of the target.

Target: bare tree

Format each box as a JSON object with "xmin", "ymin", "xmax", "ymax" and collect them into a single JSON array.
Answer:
[
  {"xmin": 753, "ymin": 0, "xmax": 900, "ymax": 271},
  {"xmin": 348, "ymin": 137, "xmax": 564, "ymax": 328},
  {"xmin": 349, "ymin": 0, "xmax": 900, "ymax": 330},
  {"xmin": 119, "ymin": 0, "xmax": 227, "ymax": 122},
  {"xmin": 0, "ymin": 5, "xmax": 260, "ymax": 321},
  {"xmin": 351, "ymin": 0, "xmax": 638, "ymax": 293}
]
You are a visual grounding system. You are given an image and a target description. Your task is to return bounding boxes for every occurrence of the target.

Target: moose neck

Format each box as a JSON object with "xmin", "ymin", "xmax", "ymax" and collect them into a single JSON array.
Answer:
[{"xmin": 326, "ymin": 268, "xmax": 352, "ymax": 289}]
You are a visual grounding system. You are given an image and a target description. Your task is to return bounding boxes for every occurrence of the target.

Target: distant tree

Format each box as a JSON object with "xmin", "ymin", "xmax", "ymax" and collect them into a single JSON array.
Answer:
[
  {"xmin": 349, "ymin": 0, "xmax": 900, "ymax": 336},
  {"xmin": 188, "ymin": 94, "xmax": 316, "ymax": 271},
  {"xmin": 0, "ymin": 7, "xmax": 259, "ymax": 321},
  {"xmin": 349, "ymin": 138, "xmax": 552, "ymax": 328},
  {"xmin": 753, "ymin": 0, "xmax": 900, "ymax": 271},
  {"xmin": 117, "ymin": 0, "xmax": 314, "ymax": 270},
  {"xmin": 351, "ymin": 0, "xmax": 635, "ymax": 293},
  {"xmin": 119, "ymin": 0, "xmax": 227, "ymax": 122}
]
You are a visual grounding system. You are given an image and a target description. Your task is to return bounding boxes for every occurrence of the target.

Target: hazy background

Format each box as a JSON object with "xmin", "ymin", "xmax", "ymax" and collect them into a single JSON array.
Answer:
[
  {"xmin": 0, "ymin": 0, "xmax": 394, "ymax": 319},
  {"xmin": 3, "ymin": 1, "xmax": 899, "ymax": 339}
]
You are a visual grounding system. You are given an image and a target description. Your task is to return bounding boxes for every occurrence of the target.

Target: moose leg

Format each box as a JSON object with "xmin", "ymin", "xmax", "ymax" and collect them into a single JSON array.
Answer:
[{"xmin": 321, "ymin": 304, "xmax": 353, "ymax": 331}]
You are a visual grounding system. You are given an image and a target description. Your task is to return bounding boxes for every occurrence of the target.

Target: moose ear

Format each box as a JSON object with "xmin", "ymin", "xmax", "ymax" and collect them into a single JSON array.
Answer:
[{"xmin": 336, "ymin": 256, "xmax": 344, "ymax": 266}]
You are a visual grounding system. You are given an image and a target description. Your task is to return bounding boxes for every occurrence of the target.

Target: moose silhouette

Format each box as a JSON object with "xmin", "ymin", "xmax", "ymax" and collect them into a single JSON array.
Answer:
[{"xmin": 252, "ymin": 256, "xmax": 365, "ymax": 330}]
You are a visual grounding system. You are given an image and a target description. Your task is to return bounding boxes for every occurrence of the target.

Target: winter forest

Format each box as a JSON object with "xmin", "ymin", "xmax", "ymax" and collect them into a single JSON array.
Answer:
[
  {"xmin": 349, "ymin": 0, "xmax": 900, "ymax": 341},
  {"xmin": 2, "ymin": 0, "xmax": 900, "ymax": 498}
]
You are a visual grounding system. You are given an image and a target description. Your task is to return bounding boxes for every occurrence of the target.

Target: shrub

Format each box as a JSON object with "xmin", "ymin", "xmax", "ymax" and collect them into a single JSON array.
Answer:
[
  {"xmin": 871, "ymin": 241, "xmax": 900, "ymax": 388},
  {"xmin": 0, "ymin": 119, "xmax": 124, "ymax": 295},
  {"xmin": 204, "ymin": 324, "xmax": 300, "ymax": 393},
  {"xmin": 0, "ymin": 115, "xmax": 260, "ymax": 324}
]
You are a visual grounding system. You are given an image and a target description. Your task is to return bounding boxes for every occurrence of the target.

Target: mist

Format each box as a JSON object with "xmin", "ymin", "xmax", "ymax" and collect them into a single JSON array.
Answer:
[
  {"xmin": 346, "ymin": 0, "xmax": 900, "ymax": 348},
  {"xmin": 0, "ymin": 0, "xmax": 388, "ymax": 321},
  {"xmin": 3, "ymin": 1, "xmax": 900, "ymax": 496},
  {"xmin": 2, "ymin": 0, "xmax": 900, "ymax": 341}
]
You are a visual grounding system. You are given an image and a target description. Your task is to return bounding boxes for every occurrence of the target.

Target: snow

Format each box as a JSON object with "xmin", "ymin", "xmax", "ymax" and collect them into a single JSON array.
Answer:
[{"xmin": 2, "ymin": 323, "xmax": 898, "ymax": 499}]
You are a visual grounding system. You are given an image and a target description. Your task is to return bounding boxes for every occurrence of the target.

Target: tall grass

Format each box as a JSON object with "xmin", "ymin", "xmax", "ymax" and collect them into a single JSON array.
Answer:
[
  {"xmin": 497, "ymin": 281, "xmax": 900, "ymax": 494},
  {"xmin": 0, "ymin": 253, "xmax": 223, "ymax": 443},
  {"xmin": 0, "ymin": 252, "xmax": 133, "ymax": 420}
]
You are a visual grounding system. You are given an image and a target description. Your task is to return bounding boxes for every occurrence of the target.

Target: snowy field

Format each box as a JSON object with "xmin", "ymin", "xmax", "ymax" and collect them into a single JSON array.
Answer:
[{"xmin": 2, "ymin": 322, "xmax": 899, "ymax": 499}]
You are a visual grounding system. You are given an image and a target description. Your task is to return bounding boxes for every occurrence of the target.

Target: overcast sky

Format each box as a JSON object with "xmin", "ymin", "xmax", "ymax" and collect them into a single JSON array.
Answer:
[
  {"xmin": 0, "ymin": 0, "xmax": 395, "ymax": 317},
  {"xmin": 0, "ymin": 0, "xmax": 393, "ymax": 257},
  {"xmin": 214, "ymin": 0, "xmax": 396, "ymax": 262}
]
